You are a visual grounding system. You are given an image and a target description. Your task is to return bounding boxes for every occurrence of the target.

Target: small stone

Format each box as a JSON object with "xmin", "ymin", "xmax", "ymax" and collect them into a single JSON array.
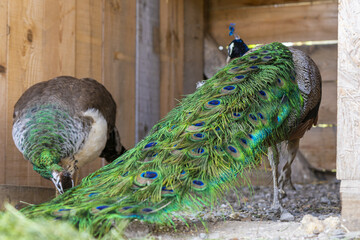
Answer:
[
  {"xmin": 323, "ymin": 216, "xmax": 341, "ymax": 230},
  {"xmin": 301, "ymin": 214, "xmax": 325, "ymax": 234},
  {"xmin": 280, "ymin": 210, "xmax": 295, "ymax": 221},
  {"xmin": 320, "ymin": 197, "xmax": 331, "ymax": 204},
  {"xmin": 199, "ymin": 233, "xmax": 207, "ymax": 239}
]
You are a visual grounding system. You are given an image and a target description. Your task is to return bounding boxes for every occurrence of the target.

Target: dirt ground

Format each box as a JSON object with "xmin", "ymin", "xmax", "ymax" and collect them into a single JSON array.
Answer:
[{"xmin": 123, "ymin": 180, "xmax": 360, "ymax": 240}]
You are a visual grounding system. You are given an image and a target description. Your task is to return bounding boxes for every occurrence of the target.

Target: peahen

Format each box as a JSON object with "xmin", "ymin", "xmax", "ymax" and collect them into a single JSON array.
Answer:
[
  {"xmin": 12, "ymin": 76, "xmax": 126, "ymax": 194},
  {"xmin": 21, "ymin": 42, "xmax": 321, "ymax": 235}
]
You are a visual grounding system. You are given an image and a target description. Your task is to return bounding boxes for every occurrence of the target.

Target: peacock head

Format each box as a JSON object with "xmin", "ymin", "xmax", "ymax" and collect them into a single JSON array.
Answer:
[
  {"xmin": 33, "ymin": 150, "xmax": 74, "ymax": 194},
  {"xmin": 227, "ymin": 23, "xmax": 249, "ymax": 62},
  {"xmin": 227, "ymin": 38, "xmax": 249, "ymax": 63}
]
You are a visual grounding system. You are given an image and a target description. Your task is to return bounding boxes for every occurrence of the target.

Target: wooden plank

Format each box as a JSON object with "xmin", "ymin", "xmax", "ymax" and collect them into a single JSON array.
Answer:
[
  {"xmin": 207, "ymin": 1, "xmax": 337, "ymax": 46},
  {"xmin": 75, "ymin": 0, "xmax": 104, "ymax": 180},
  {"xmin": 103, "ymin": 0, "xmax": 136, "ymax": 149},
  {"xmin": 159, "ymin": 0, "xmax": 184, "ymax": 118},
  {"xmin": 75, "ymin": 0, "xmax": 102, "ymax": 80},
  {"xmin": 0, "ymin": 0, "xmax": 7, "ymax": 185},
  {"xmin": 7, "ymin": 0, "xmax": 46, "ymax": 186},
  {"xmin": 183, "ymin": 0, "xmax": 204, "ymax": 95},
  {"xmin": 208, "ymin": 0, "xmax": 335, "ymax": 9},
  {"xmin": 135, "ymin": 0, "xmax": 160, "ymax": 142},
  {"xmin": 0, "ymin": 184, "xmax": 55, "ymax": 210},
  {"xmin": 300, "ymin": 126, "xmax": 336, "ymax": 170},
  {"xmin": 293, "ymin": 44, "xmax": 337, "ymax": 83},
  {"xmin": 338, "ymin": 0, "xmax": 360, "ymax": 230},
  {"xmin": 317, "ymin": 80, "xmax": 336, "ymax": 125}
]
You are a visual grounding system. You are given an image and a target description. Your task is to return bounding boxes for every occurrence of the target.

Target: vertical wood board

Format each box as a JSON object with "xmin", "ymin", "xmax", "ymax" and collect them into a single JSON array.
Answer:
[
  {"xmin": 159, "ymin": 0, "xmax": 184, "ymax": 118},
  {"xmin": 183, "ymin": 0, "xmax": 204, "ymax": 95},
  {"xmin": 135, "ymin": 0, "xmax": 160, "ymax": 142},
  {"xmin": 75, "ymin": 0, "xmax": 104, "ymax": 180},
  {"xmin": 0, "ymin": 0, "xmax": 8, "ymax": 184},
  {"xmin": 103, "ymin": 0, "xmax": 136, "ymax": 149},
  {"xmin": 7, "ymin": 0, "xmax": 46, "ymax": 186},
  {"xmin": 337, "ymin": 0, "xmax": 360, "ymax": 180}
]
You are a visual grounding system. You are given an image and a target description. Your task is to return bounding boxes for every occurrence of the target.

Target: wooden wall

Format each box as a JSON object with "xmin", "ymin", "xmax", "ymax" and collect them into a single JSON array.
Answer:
[
  {"xmin": 0, "ymin": 0, "xmax": 203, "ymax": 194},
  {"xmin": 0, "ymin": 0, "xmax": 136, "ymax": 188},
  {"xmin": 206, "ymin": 0, "xmax": 338, "ymax": 171}
]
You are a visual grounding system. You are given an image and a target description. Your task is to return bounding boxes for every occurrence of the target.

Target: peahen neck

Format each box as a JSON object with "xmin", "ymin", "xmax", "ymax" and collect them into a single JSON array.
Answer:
[{"xmin": 12, "ymin": 104, "xmax": 83, "ymax": 178}]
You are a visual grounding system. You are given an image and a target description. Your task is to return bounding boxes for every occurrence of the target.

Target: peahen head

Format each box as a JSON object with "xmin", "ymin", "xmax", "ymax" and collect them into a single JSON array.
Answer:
[
  {"xmin": 33, "ymin": 150, "xmax": 74, "ymax": 194},
  {"xmin": 227, "ymin": 38, "xmax": 249, "ymax": 63}
]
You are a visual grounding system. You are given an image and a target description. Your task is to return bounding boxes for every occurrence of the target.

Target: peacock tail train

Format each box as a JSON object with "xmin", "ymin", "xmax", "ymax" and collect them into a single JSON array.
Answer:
[{"xmin": 21, "ymin": 42, "xmax": 303, "ymax": 235}]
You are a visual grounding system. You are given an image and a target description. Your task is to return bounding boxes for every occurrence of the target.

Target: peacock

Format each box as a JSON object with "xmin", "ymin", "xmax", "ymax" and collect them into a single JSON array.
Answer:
[
  {"xmin": 12, "ymin": 76, "xmax": 126, "ymax": 194},
  {"xmin": 226, "ymin": 34, "xmax": 321, "ymax": 208},
  {"xmin": 21, "ymin": 41, "xmax": 321, "ymax": 236}
]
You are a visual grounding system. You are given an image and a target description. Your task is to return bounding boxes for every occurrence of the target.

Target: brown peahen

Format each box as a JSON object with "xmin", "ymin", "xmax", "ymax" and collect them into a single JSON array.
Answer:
[
  {"xmin": 21, "ymin": 41, "xmax": 321, "ymax": 236},
  {"xmin": 12, "ymin": 76, "xmax": 126, "ymax": 194}
]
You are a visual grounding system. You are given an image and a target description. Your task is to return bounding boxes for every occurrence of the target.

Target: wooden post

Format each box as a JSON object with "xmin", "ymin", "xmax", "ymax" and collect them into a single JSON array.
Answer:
[
  {"xmin": 135, "ymin": 0, "xmax": 161, "ymax": 142},
  {"xmin": 338, "ymin": 0, "xmax": 360, "ymax": 231}
]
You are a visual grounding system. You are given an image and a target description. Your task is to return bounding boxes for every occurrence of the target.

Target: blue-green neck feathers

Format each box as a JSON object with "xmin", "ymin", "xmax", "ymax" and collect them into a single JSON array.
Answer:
[{"xmin": 21, "ymin": 43, "xmax": 303, "ymax": 236}]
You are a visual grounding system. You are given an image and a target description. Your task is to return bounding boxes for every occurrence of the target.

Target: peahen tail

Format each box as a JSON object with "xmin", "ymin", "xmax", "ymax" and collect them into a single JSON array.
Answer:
[{"xmin": 21, "ymin": 42, "xmax": 303, "ymax": 236}]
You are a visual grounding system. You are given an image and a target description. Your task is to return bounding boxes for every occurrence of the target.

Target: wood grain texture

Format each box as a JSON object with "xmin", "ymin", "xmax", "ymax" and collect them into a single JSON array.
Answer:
[
  {"xmin": 207, "ymin": 1, "xmax": 338, "ymax": 46},
  {"xmin": 135, "ymin": 0, "xmax": 160, "ymax": 142},
  {"xmin": 338, "ymin": 0, "xmax": 360, "ymax": 230},
  {"xmin": 340, "ymin": 180, "xmax": 360, "ymax": 231},
  {"xmin": 300, "ymin": 126, "xmax": 336, "ymax": 170},
  {"xmin": 208, "ymin": 0, "xmax": 335, "ymax": 9},
  {"xmin": 75, "ymin": 0, "xmax": 104, "ymax": 181},
  {"xmin": 75, "ymin": 0, "xmax": 102, "ymax": 81},
  {"xmin": 0, "ymin": 184, "xmax": 55, "ymax": 209},
  {"xmin": 159, "ymin": 0, "xmax": 184, "ymax": 118},
  {"xmin": 183, "ymin": 0, "xmax": 204, "ymax": 95},
  {"xmin": 0, "ymin": 0, "xmax": 7, "ymax": 184},
  {"xmin": 7, "ymin": 0, "xmax": 46, "ymax": 186},
  {"xmin": 337, "ymin": 0, "xmax": 360, "ymax": 180},
  {"xmin": 103, "ymin": 0, "xmax": 136, "ymax": 149}
]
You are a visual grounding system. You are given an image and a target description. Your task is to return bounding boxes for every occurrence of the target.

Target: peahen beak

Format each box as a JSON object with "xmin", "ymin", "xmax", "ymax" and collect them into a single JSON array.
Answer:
[
  {"xmin": 50, "ymin": 170, "xmax": 74, "ymax": 194},
  {"xmin": 50, "ymin": 171, "xmax": 64, "ymax": 194}
]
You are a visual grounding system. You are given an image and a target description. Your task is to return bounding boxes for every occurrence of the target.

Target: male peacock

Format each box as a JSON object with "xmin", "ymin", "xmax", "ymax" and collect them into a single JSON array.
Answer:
[
  {"xmin": 226, "ymin": 36, "xmax": 321, "ymax": 209},
  {"xmin": 12, "ymin": 76, "xmax": 126, "ymax": 194},
  {"xmin": 21, "ymin": 42, "xmax": 321, "ymax": 235}
]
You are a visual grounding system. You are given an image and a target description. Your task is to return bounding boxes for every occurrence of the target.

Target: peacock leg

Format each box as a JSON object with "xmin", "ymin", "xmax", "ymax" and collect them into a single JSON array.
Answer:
[
  {"xmin": 268, "ymin": 144, "xmax": 283, "ymax": 211},
  {"xmin": 278, "ymin": 138, "xmax": 299, "ymax": 197}
]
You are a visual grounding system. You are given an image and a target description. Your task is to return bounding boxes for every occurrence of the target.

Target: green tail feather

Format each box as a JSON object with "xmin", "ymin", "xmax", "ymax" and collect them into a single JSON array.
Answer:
[{"xmin": 21, "ymin": 42, "xmax": 303, "ymax": 236}]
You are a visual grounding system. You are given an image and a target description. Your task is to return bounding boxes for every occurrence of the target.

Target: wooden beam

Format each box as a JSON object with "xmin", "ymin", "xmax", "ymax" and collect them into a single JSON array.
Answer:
[
  {"xmin": 135, "ymin": 0, "xmax": 161, "ymax": 142},
  {"xmin": 337, "ymin": 0, "xmax": 360, "ymax": 231},
  {"xmin": 207, "ymin": 1, "xmax": 338, "ymax": 46},
  {"xmin": 208, "ymin": 0, "xmax": 336, "ymax": 9},
  {"xmin": 103, "ymin": 0, "xmax": 136, "ymax": 148},
  {"xmin": 0, "ymin": 0, "xmax": 7, "ymax": 185},
  {"xmin": 0, "ymin": 184, "xmax": 55, "ymax": 209},
  {"xmin": 183, "ymin": 0, "xmax": 204, "ymax": 95},
  {"xmin": 159, "ymin": 0, "xmax": 184, "ymax": 118}
]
